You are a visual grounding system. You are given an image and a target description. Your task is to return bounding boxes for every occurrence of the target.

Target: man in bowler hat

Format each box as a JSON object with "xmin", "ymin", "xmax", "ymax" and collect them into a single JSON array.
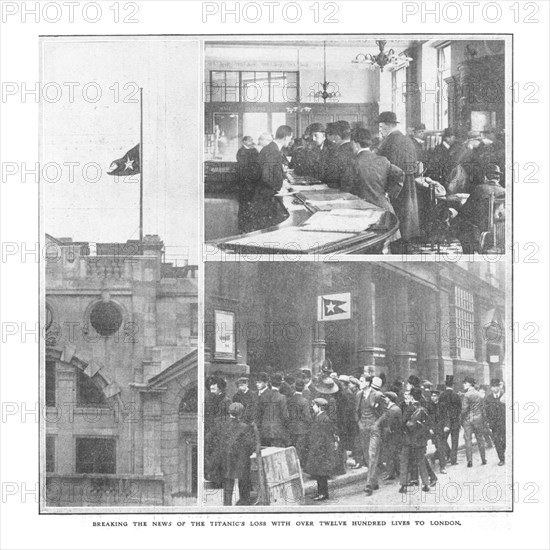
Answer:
[{"xmin": 376, "ymin": 111, "xmax": 420, "ymax": 241}]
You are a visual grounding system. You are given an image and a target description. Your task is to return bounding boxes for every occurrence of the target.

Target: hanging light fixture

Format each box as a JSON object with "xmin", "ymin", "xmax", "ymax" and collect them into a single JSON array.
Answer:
[
  {"xmin": 310, "ymin": 41, "xmax": 341, "ymax": 103},
  {"xmin": 352, "ymin": 40, "xmax": 413, "ymax": 71}
]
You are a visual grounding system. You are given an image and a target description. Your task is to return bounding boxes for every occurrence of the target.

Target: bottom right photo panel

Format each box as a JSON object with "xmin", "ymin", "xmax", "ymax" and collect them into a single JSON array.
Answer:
[{"xmin": 203, "ymin": 260, "xmax": 510, "ymax": 512}]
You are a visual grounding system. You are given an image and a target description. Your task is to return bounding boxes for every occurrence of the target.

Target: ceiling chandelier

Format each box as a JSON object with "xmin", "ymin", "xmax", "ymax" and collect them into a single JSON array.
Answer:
[
  {"xmin": 311, "ymin": 41, "xmax": 341, "ymax": 103},
  {"xmin": 352, "ymin": 40, "xmax": 413, "ymax": 71}
]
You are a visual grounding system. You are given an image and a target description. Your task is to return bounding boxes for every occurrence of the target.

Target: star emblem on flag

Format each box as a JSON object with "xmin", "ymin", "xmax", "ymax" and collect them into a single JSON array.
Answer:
[
  {"xmin": 323, "ymin": 298, "xmax": 346, "ymax": 316},
  {"xmin": 107, "ymin": 144, "xmax": 140, "ymax": 176}
]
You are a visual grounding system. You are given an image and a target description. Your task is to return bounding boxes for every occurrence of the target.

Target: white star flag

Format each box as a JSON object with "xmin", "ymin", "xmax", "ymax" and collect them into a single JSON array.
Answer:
[{"xmin": 317, "ymin": 292, "xmax": 352, "ymax": 321}]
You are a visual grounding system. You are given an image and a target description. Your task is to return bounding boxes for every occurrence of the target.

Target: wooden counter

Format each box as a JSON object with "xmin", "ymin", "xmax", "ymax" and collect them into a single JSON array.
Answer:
[{"xmin": 206, "ymin": 183, "xmax": 399, "ymax": 256}]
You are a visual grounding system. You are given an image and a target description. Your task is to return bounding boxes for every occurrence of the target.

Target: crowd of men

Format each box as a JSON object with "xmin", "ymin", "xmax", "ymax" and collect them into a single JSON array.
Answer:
[
  {"xmin": 235, "ymin": 113, "xmax": 505, "ymax": 252},
  {"xmin": 204, "ymin": 362, "xmax": 506, "ymax": 505}
]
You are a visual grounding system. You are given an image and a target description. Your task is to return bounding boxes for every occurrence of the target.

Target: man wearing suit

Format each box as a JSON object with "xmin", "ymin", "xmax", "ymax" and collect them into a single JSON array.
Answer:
[
  {"xmin": 377, "ymin": 111, "xmax": 421, "ymax": 241},
  {"xmin": 286, "ymin": 378, "xmax": 312, "ymax": 466},
  {"xmin": 461, "ymin": 376, "xmax": 487, "ymax": 467},
  {"xmin": 452, "ymin": 164, "xmax": 506, "ymax": 253},
  {"xmin": 309, "ymin": 122, "xmax": 336, "ymax": 183},
  {"xmin": 411, "ymin": 123, "xmax": 427, "ymax": 167},
  {"xmin": 439, "ymin": 375, "xmax": 462, "ymax": 465},
  {"xmin": 426, "ymin": 389, "xmax": 450, "ymax": 474},
  {"xmin": 427, "ymin": 128, "xmax": 460, "ymax": 188},
  {"xmin": 205, "ymin": 402, "xmax": 256, "ymax": 506},
  {"xmin": 325, "ymin": 121, "xmax": 357, "ymax": 192},
  {"xmin": 484, "ymin": 378, "xmax": 506, "ymax": 466},
  {"xmin": 232, "ymin": 376, "xmax": 258, "ymax": 426},
  {"xmin": 379, "ymin": 391, "xmax": 402, "ymax": 480},
  {"xmin": 248, "ymin": 125, "xmax": 293, "ymax": 232},
  {"xmin": 352, "ymin": 127, "xmax": 404, "ymax": 214},
  {"xmin": 256, "ymin": 372, "xmax": 289, "ymax": 447},
  {"xmin": 299, "ymin": 368, "xmax": 314, "ymax": 402},
  {"xmin": 236, "ymin": 136, "xmax": 260, "ymax": 233},
  {"xmin": 355, "ymin": 376, "xmax": 385, "ymax": 496}
]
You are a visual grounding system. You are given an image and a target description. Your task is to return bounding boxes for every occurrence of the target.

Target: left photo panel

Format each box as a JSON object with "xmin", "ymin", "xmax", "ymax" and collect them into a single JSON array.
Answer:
[{"xmin": 40, "ymin": 37, "xmax": 200, "ymax": 511}]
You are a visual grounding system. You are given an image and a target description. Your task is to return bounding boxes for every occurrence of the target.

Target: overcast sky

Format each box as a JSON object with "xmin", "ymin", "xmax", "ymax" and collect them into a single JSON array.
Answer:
[{"xmin": 42, "ymin": 37, "xmax": 200, "ymax": 264}]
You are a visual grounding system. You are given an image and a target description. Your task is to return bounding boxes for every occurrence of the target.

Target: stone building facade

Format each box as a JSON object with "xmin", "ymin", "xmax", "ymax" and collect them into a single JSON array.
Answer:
[
  {"xmin": 44, "ymin": 235, "xmax": 198, "ymax": 508},
  {"xmin": 205, "ymin": 261, "xmax": 506, "ymax": 395}
]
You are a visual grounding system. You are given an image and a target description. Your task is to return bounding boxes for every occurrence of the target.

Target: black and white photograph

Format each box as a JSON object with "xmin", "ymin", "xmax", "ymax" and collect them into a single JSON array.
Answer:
[
  {"xmin": 41, "ymin": 37, "xmax": 200, "ymax": 510},
  {"xmin": 203, "ymin": 260, "xmax": 510, "ymax": 510},
  {"xmin": 1, "ymin": 1, "xmax": 548, "ymax": 547},
  {"xmin": 204, "ymin": 36, "xmax": 510, "ymax": 256}
]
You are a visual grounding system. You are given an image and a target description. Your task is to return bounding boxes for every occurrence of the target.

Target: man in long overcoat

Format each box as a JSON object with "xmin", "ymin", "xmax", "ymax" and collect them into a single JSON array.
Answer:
[
  {"xmin": 205, "ymin": 402, "xmax": 256, "ymax": 506},
  {"xmin": 304, "ymin": 398, "xmax": 337, "ymax": 502},
  {"xmin": 377, "ymin": 111, "xmax": 421, "ymax": 241}
]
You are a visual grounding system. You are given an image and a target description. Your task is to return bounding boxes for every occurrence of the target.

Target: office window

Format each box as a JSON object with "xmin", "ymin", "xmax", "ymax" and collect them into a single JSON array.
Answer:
[
  {"xmin": 75, "ymin": 437, "xmax": 116, "ymax": 474},
  {"xmin": 391, "ymin": 66, "xmax": 407, "ymax": 127},
  {"xmin": 46, "ymin": 436, "xmax": 55, "ymax": 473},
  {"xmin": 209, "ymin": 71, "xmax": 298, "ymax": 103},
  {"xmin": 46, "ymin": 360, "xmax": 56, "ymax": 407},
  {"xmin": 437, "ymin": 44, "xmax": 452, "ymax": 129},
  {"xmin": 77, "ymin": 370, "xmax": 109, "ymax": 407},
  {"xmin": 454, "ymin": 286, "xmax": 475, "ymax": 353}
]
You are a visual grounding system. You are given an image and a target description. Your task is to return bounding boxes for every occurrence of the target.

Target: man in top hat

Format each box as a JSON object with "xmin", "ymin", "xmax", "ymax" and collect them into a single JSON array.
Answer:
[
  {"xmin": 355, "ymin": 375, "xmax": 385, "ymax": 495},
  {"xmin": 286, "ymin": 378, "xmax": 312, "ymax": 466},
  {"xmin": 452, "ymin": 163, "xmax": 505, "ymax": 253},
  {"xmin": 376, "ymin": 111, "xmax": 420, "ymax": 241},
  {"xmin": 461, "ymin": 376, "xmax": 487, "ymax": 467},
  {"xmin": 256, "ymin": 372, "xmax": 289, "ymax": 447},
  {"xmin": 426, "ymin": 390, "xmax": 450, "ymax": 474},
  {"xmin": 484, "ymin": 378, "xmax": 506, "ymax": 465},
  {"xmin": 438, "ymin": 375, "xmax": 462, "ymax": 465},
  {"xmin": 324, "ymin": 121, "xmax": 358, "ymax": 192},
  {"xmin": 304, "ymin": 397, "xmax": 338, "ymax": 501},
  {"xmin": 205, "ymin": 402, "xmax": 256, "ymax": 506},
  {"xmin": 232, "ymin": 376, "xmax": 258, "ymax": 426}
]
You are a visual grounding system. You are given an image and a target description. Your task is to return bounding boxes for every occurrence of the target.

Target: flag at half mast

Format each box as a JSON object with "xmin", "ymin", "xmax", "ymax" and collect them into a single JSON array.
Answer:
[{"xmin": 107, "ymin": 144, "xmax": 140, "ymax": 176}]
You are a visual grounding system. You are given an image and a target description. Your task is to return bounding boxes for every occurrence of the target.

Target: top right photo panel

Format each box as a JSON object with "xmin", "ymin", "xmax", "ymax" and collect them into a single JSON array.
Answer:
[{"xmin": 204, "ymin": 35, "xmax": 511, "ymax": 257}]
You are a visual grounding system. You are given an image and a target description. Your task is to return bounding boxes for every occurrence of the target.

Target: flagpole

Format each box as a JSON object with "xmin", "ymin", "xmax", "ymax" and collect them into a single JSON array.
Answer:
[{"xmin": 139, "ymin": 87, "xmax": 144, "ymax": 250}]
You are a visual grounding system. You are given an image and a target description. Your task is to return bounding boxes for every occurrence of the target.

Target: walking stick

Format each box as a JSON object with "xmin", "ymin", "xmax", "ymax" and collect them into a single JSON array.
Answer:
[{"xmin": 252, "ymin": 423, "xmax": 269, "ymax": 505}]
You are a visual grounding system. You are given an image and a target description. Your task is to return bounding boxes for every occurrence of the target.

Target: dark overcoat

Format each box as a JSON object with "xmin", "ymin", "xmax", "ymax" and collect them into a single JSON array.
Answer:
[
  {"xmin": 304, "ymin": 411, "xmax": 337, "ymax": 477},
  {"xmin": 205, "ymin": 418, "xmax": 255, "ymax": 483},
  {"xmin": 232, "ymin": 389, "xmax": 259, "ymax": 426},
  {"xmin": 247, "ymin": 141, "xmax": 289, "ymax": 231},
  {"xmin": 257, "ymin": 388, "xmax": 289, "ymax": 441},
  {"xmin": 402, "ymin": 403, "xmax": 432, "ymax": 447},
  {"xmin": 378, "ymin": 130, "xmax": 420, "ymax": 240}
]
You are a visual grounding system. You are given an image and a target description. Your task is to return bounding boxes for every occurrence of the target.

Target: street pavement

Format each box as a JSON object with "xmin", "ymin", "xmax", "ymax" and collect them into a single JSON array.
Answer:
[{"xmin": 304, "ymin": 447, "xmax": 510, "ymax": 510}]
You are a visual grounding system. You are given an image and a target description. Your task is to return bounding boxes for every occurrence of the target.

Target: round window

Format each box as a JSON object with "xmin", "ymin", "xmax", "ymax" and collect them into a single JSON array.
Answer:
[{"xmin": 90, "ymin": 301, "xmax": 123, "ymax": 336}]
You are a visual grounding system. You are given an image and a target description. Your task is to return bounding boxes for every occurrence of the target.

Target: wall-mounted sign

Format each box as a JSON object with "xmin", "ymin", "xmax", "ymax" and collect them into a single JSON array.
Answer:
[
  {"xmin": 214, "ymin": 309, "xmax": 236, "ymax": 361},
  {"xmin": 317, "ymin": 292, "xmax": 351, "ymax": 322}
]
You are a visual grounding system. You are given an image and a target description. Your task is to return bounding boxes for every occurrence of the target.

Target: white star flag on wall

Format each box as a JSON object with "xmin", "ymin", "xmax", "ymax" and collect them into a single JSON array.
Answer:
[{"xmin": 317, "ymin": 292, "xmax": 351, "ymax": 321}]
